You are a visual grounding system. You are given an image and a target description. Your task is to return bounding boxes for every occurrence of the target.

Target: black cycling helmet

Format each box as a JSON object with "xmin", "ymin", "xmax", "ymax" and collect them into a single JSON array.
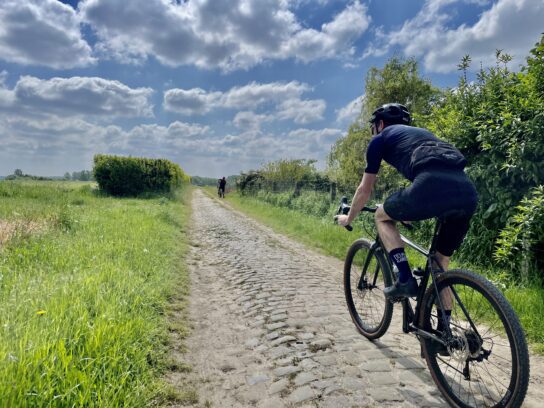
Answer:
[{"xmin": 369, "ymin": 103, "xmax": 411, "ymax": 125}]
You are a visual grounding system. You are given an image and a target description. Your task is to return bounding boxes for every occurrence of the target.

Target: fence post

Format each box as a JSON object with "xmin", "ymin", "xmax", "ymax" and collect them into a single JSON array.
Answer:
[
  {"xmin": 293, "ymin": 181, "xmax": 302, "ymax": 197},
  {"xmin": 330, "ymin": 182, "xmax": 337, "ymax": 202}
]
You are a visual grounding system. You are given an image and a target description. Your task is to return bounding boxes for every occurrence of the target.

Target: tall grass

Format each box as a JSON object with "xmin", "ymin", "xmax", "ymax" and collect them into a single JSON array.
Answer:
[
  {"xmin": 219, "ymin": 189, "xmax": 544, "ymax": 352},
  {"xmin": 0, "ymin": 181, "xmax": 191, "ymax": 406}
]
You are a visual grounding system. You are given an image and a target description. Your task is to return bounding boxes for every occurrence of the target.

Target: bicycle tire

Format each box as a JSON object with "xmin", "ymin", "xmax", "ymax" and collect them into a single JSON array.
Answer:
[
  {"xmin": 419, "ymin": 269, "xmax": 529, "ymax": 408},
  {"xmin": 344, "ymin": 238, "xmax": 393, "ymax": 340}
]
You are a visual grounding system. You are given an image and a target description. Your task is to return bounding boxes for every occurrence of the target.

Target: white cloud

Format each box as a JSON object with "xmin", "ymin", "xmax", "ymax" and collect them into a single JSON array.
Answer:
[
  {"xmin": 167, "ymin": 121, "xmax": 211, "ymax": 138},
  {"xmin": 221, "ymin": 81, "xmax": 310, "ymax": 109},
  {"xmin": 0, "ymin": 0, "xmax": 94, "ymax": 68},
  {"xmin": 0, "ymin": 115, "xmax": 121, "ymax": 156},
  {"xmin": 282, "ymin": 1, "xmax": 371, "ymax": 62},
  {"xmin": 288, "ymin": 127, "xmax": 343, "ymax": 144},
  {"xmin": 336, "ymin": 95, "xmax": 363, "ymax": 123},
  {"xmin": 164, "ymin": 80, "xmax": 325, "ymax": 124},
  {"xmin": 80, "ymin": 0, "xmax": 370, "ymax": 71},
  {"xmin": 366, "ymin": 0, "xmax": 544, "ymax": 73},
  {"xmin": 275, "ymin": 98, "xmax": 326, "ymax": 124},
  {"xmin": 0, "ymin": 106, "xmax": 339, "ymax": 176},
  {"xmin": 233, "ymin": 111, "xmax": 270, "ymax": 131},
  {"xmin": 0, "ymin": 111, "xmax": 211, "ymax": 170},
  {"xmin": 2, "ymin": 76, "xmax": 154, "ymax": 118},
  {"xmin": 164, "ymin": 81, "xmax": 311, "ymax": 115},
  {"xmin": 164, "ymin": 88, "xmax": 222, "ymax": 115}
]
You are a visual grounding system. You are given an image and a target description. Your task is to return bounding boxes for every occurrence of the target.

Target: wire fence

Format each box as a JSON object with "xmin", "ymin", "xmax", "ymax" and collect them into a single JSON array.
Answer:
[{"xmin": 238, "ymin": 179, "xmax": 356, "ymax": 203}]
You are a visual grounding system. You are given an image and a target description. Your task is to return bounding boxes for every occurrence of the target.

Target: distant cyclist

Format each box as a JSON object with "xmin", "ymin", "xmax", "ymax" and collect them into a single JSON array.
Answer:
[
  {"xmin": 336, "ymin": 103, "xmax": 478, "ymax": 312},
  {"xmin": 218, "ymin": 176, "xmax": 226, "ymax": 198}
]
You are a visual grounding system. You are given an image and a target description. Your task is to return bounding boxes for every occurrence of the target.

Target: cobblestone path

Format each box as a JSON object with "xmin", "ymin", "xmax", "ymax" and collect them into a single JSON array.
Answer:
[{"xmin": 173, "ymin": 190, "xmax": 544, "ymax": 407}]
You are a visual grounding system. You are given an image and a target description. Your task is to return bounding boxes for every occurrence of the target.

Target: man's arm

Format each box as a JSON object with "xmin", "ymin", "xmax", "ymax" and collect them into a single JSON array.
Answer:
[{"xmin": 337, "ymin": 173, "xmax": 377, "ymax": 226}]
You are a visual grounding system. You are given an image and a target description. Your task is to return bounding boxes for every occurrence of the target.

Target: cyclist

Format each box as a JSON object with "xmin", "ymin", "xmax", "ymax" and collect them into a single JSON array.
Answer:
[
  {"xmin": 218, "ymin": 176, "xmax": 227, "ymax": 198},
  {"xmin": 336, "ymin": 103, "xmax": 478, "ymax": 309}
]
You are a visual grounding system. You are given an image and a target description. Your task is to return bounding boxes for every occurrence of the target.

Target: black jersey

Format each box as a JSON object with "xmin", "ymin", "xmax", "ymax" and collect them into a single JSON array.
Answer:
[{"xmin": 364, "ymin": 124, "xmax": 441, "ymax": 181}]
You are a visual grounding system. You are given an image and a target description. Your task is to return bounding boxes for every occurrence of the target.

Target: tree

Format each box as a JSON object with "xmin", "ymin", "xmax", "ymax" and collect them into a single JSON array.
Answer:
[
  {"xmin": 64, "ymin": 172, "xmax": 71, "ymax": 180},
  {"xmin": 14, "ymin": 169, "xmax": 23, "ymax": 177},
  {"xmin": 328, "ymin": 56, "xmax": 440, "ymax": 195}
]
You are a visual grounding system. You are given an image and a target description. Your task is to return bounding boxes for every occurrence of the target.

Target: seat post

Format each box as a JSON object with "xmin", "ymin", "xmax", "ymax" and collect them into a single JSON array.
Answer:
[{"xmin": 427, "ymin": 218, "xmax": 443, "ymax": 271}]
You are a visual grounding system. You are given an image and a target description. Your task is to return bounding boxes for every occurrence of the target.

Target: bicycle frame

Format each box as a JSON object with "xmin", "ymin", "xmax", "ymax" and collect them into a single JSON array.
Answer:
[
  {"xmin": 347, "ymin": 205, "xmax": 529, "ymax": 405},
  {"xmin": 363, "ymin": 219, "xmax": 454, "ymax": 345}
]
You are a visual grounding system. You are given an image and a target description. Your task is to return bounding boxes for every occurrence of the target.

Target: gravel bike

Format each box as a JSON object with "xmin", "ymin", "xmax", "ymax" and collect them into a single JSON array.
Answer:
[{"xmin": 335, "ymin": 199, "xmax": 530, "ymax": 407}]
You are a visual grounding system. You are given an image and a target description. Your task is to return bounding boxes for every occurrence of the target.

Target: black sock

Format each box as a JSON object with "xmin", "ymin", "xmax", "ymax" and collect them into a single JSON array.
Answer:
[{"xmin": 389, "ymin": 248, "xmax": 411, "ymax": 283}]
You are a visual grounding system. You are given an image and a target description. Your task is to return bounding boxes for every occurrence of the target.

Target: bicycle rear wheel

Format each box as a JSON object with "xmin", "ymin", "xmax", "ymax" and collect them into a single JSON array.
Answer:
[
  {"xmin": 344, "ymin": 239, "xmax": 393, "ymax": 339},
  {"xmin": 419, "ymin": 269, "xmax": 529, "ymax": 408}
]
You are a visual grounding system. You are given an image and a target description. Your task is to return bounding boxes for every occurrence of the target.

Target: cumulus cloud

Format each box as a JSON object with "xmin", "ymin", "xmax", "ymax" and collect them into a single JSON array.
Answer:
[
  {"xmin": 284, "ymin": 1, "xmax": 370, "ymax": 62},
  {"xmin": 275, "ymin": 98, "xmax": 326, "ymax": 124},
  {"xmin": 288, "ymin": 127, "xmax": 343, "ymax": 146},
  {"xmin": 233, "ymin": 111, "xmax": 270, "ymax": 131},
  {"xmin": 0, "ymin": 105, "xmax": 338, "ymax": 177},
  {"xmin": 220, "ymin": 81, "xmax": 310, "ymax": 109},
  {"xmin": 164, "ymin": 81, "xmax": 311, "ymax": 115},
  {"xmin": 1, "ymin": 76, "xmax": 154, "ymax": 118},
  {"xmin": 164, "ymin": 80, "xmax": 325, "ymax": 123},
  {"xmin": 80, "ymin": 0, "xmax": 370, "ymax": 71},
  {"xmin": 365, "ymin": 0, "xmax": 544, "ymax": 73},
  {"xmin": 0, "ymin": 111, "xmax": 211, "ymax": 172},
  {"xmin": 0, "ymin": 0, "xmax": 94, "ymax": 68},
  {"xmin": 164, "ymin": 88, "xmax": 222, "ymax": 116},
  {"xmin": 336, "ymin": 95, "xmax": 363, "ymax": 123},
  {"xmin": 0, "ymin": 115, "xmax": 122, "ymax": 158}
]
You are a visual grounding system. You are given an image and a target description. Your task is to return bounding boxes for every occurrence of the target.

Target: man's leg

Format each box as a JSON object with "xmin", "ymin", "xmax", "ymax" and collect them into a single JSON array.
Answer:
[
  {"xmin": 376, "ymin": 206, "xmax": 418, "ymax": 297},
  {"xmin": 375, "ymin": 206, "xmax": 403, "ymax": 252},
  {"xmin": 433, "ymin": 251, "xmax": 454, "ymax": 331}
]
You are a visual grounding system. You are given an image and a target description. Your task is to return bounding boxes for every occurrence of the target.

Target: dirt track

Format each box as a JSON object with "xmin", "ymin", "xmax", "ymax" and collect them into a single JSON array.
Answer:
[{"xmin": 168, "ymin": 189, "xmax": 544, "ymax": 407}]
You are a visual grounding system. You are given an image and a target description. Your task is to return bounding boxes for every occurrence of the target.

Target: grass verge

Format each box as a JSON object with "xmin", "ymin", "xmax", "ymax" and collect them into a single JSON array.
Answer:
[
  {"xmin": 0, "ymin": 180, "xmax": 192, "ymax": 406},
  {"xmin": 208, "ymin": 188, "xmax": 544, "ymax": 353}
]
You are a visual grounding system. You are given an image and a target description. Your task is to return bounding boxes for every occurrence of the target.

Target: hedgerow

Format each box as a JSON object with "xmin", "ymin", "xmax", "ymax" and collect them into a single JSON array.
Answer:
[{"xmin": 93, "ymin": 154, "xmax": 190, "ymax": 196}]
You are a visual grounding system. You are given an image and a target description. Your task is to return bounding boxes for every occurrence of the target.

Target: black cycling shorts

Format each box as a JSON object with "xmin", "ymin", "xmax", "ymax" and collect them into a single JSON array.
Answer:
[{"xmin": 383, "ymin": 168, "xmax": 478, "ymax": 256}]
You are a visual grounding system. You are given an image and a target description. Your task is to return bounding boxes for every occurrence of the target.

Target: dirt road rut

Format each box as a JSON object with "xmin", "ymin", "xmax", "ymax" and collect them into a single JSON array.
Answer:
[{"xmin": 172, "ymin": 189, "xmax": 544, "ymax": 407}]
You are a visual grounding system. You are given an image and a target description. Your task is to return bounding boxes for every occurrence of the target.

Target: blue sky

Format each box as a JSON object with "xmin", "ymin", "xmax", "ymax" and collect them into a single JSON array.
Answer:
[{"xmin": 0, "ymin": 0, "xmax": 542, "ymax": 177}]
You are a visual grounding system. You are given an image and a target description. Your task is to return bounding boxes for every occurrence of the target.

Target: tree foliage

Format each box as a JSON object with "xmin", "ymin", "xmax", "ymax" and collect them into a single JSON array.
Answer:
[
  {"xmin": 426, "ymin": 37, "xmax": 544, "ymax": 271},
  {"xmin": 327, "ymin": 34, "xmax": 544, "ymax": 280},
  {"xmin": 238, "ymin": 159, "xmax": 332, "ymax": 195},
  {"xmin": 261, "ymin": 159, "xmax": 318, "ymax": 184},
  {"xmin": 328, "ymin": 56, "xmax": 440, "ymax": 195},
  {"xmin": 494, "ymin": 186, "xmax": 544, "ymax": 282}
]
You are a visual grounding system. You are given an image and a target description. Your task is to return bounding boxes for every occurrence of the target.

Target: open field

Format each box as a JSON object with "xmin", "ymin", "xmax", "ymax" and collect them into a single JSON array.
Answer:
[{"xmin": 0, "ymin": 181, "xmax": 192, "ymax": 406}]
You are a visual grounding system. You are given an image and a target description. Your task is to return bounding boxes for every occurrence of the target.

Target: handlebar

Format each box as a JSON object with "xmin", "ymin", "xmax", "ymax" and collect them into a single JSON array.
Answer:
[
  {"xmin": 335, "ymin": 196, "xmax": 353, "ymax": 231},
  {"xmin": 334, "ymin": 197, "xmax": 413, "ymax": 231}
]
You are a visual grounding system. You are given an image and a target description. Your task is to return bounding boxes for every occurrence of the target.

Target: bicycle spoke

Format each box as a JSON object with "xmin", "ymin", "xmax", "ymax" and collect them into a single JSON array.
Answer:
[
  {"xmin": 345, "ymin": 241, "xmax": 393, "ymax": 340},
  {"xmin": 422, "ymin": 271, "xmax": 528, "ymax": 407}
]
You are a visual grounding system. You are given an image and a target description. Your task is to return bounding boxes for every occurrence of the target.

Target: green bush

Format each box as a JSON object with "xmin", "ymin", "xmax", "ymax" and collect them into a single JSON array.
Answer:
[
  {"xmin": 495, "ymin": 186, "xmax": 544, "ymax": 282},
  {"xmin": 93, "ymin": 154, "xmax": 190, "ymax": 196},
  {"xmin": 425, "ymin": 39, "xmax": 544, "ymax": 273}
]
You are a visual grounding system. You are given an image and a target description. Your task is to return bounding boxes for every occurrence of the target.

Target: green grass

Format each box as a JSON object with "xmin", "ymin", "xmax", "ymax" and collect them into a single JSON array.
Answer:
[
  {"xmin": 213, "ymin": 188, "xmax": 544, "ymax": 352},
  {"xmin": 0, "ymin": 181, "xmax": 192, "ymax": 406}
]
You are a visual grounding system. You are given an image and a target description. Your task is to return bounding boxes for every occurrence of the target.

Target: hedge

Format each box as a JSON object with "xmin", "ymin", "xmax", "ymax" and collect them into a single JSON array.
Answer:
[{"xmin": 93, "ymin": 154, "xmax": 190, "ymax": 196}]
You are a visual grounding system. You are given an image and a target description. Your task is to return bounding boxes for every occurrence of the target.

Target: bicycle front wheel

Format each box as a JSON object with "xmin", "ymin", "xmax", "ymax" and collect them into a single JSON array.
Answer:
[
  {"xmin": 344, "ymin": 239, "xmax": 393, "ymax": 340},
  {"xmin": 419, "ymin": 269, "xmax": 529, "ymax": 408}
]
